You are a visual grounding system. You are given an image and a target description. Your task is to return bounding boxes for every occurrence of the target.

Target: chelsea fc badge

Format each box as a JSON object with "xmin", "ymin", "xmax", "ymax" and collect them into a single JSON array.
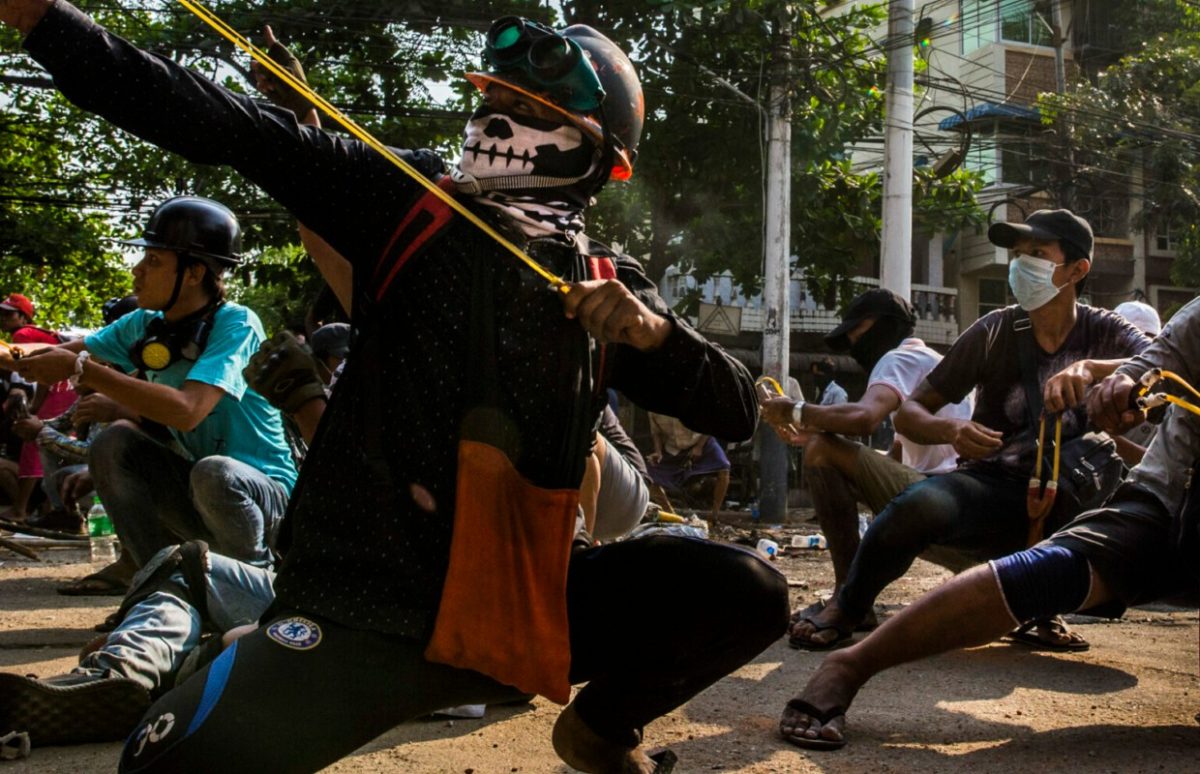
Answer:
[{"xmin": 266, "ymin": 617, "xmax": 323, "ymax": 651}]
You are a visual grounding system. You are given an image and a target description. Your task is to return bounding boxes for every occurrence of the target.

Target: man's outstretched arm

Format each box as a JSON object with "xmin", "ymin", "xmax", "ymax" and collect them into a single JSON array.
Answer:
[{"xmin": 3, "ymin": 0, "xmax": 419, "ymax": 267}]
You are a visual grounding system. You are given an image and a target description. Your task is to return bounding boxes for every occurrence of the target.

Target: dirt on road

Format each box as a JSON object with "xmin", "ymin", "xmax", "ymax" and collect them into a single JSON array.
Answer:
[{"xmin": 1, "ymin": 532, "xmax": 1196, "ymax": 773}]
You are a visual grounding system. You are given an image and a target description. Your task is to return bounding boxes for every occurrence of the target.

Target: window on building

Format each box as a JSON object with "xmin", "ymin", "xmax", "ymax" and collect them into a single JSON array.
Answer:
[
  {"xmin": 963, "ymin": 0, "xmax": 1052, "ymax": 53},
  {"xmin": 964, "ymin": 137, "xmax": 998, "ymax": 185},
  {"xmin": 1155, "ymin": 227, "xmax": 1182, "ymax": 253},
  {"xmin": 1075, "ymin": 193, "xmax": 1128, "ymax": 238},
  {"xmin": 979, "ymin": 277, "xmax": 1010, "ymax": 316},
  {"xmin": 999, "ymin": 136, "xmax": 1041, "ymax": 185},
  {"xmin": 1000, "ymin": 0, "xmax": 1053, "ymax": 47}
]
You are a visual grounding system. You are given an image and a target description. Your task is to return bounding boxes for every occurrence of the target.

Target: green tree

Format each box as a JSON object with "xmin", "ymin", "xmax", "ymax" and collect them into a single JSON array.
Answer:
[
  {"xmin": 567, "ymin": 0, "xmax": 983, "ymax": 304},
  {"xmin": 1039, "ymin": 1, "xmax": 1200, "ymax": 296}
]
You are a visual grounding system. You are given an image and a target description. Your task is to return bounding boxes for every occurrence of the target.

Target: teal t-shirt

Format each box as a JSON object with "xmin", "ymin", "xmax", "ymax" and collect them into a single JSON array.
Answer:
[{"xmin": 85, "ymin": 303, "xmax": 298, "ymax": 493}]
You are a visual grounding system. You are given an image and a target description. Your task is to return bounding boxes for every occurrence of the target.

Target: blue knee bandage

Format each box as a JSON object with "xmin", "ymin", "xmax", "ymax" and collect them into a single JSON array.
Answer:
[{"xmin": 991, "ymin": 545, "xmax": 1091, "ymax": 624}]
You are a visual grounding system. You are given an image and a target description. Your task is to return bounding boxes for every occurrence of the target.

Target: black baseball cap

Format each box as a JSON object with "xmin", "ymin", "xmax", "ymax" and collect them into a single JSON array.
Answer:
[
  {"xmin": 824, "ymin": 288, "xmax": 916, "ymax": 351},
  {"xmin": 310, "ymin": 323, "xmax": 351, "ymax": 359},
  {"xmin": 988, "ymin": 208, "xmax": 1093, "ymax": 258}
]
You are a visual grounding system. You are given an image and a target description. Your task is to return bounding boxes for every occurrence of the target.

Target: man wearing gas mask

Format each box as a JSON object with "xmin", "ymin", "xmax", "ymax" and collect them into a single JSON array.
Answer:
[
  {"xmin": 0, "ymin": 5, "xmax": 787, "ymax": 771},
  {"xmin": 777, "ymin": 208, "xmax": 1152, "ymax": 749},
  {"xmin": 11, "ymin": 197, "xmax": 297, "ymax": 577},
  {"xmin": 760, "ymin": 288, "xmax": 974, "ymax": 649}
]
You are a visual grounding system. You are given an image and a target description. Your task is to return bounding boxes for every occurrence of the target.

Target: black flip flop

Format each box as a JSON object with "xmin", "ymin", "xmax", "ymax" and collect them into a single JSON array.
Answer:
[
  {"xmin": 780, "ymin": 698, "xmax": 847, "ymax": 751},
  {"xmin": 791, "ymin": 599, "xmax": 880, "ymax": 632},
  {"xmin": 649, "ymin": 748, "xmax": 678, "ymax": 772},
  {"xmin": 1007, "ymin": 618, "xmax": 1090, "ymax": 652},
  {"xmin": 787, "ymin": 616, "xmax": 853, "ymax": 650}
]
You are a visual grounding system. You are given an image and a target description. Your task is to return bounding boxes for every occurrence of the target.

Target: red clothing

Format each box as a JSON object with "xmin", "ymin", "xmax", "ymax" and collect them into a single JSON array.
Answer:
[{"xmin": 12, "ymin": 325, "xmax": 76, "ymax": 477}]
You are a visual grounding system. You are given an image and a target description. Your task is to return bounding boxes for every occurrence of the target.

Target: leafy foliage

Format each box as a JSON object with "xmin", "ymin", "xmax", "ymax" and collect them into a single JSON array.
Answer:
[
  {"xmin": 1038, "ymin": 2, "xmax": 1200, "ymax": 287},
  {"xmin": 1, "ymin": 0, "xmax": 984, "ymax": 328}
]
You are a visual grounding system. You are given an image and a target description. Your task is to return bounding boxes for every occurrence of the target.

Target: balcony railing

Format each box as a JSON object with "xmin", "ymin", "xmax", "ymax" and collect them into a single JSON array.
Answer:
[{"xmin": 685, "ymin": 275, "xmax": 961, "ymax": 346}]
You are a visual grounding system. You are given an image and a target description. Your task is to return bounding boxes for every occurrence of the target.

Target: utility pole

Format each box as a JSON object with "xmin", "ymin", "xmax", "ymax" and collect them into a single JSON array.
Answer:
[
  {"xmin": 880, "ymin": 0, "xmax": 914, "ymax": 299},
  {"xmin": 759, "ymin": 18, "xmax": 792, "ymax": 524},
  {"xmin": 1048, "ymin": 0, "xmax": 1073, "ymax": 210}
]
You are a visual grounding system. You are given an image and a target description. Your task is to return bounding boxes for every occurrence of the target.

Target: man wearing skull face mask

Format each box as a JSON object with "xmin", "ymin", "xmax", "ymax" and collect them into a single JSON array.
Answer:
[
  {"xmin": 0, "ymin": 4, "xmax": 789, "ymax": 771},
  {"xmin": 761, "ymin": 288, "xmax": 974, "ymax": 649}
]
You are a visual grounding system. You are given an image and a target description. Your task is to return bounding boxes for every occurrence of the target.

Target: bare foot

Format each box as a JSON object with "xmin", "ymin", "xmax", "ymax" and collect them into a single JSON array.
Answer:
[
  {"xmin": 778, "ymin": 653, "xmax": 864, "ymax": 748},
  {"xmin": 787, "ymin": 598, "xmax": 864, "ymax": 649},
  {"xmin": 552, "ymin": 702, "xmax": 657, "ymax": 773}
]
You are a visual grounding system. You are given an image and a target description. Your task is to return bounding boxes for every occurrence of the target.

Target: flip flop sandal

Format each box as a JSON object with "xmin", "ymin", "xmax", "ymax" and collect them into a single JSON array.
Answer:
[
  {"xmin": 787, "ymin": 616, "xmax": 854, "ymax": 651},
  {"xmin": 779, "ymin": 698, "xmax": 847, "ymax": 751},
  {"xmin": 57, "ymin": 572, "xmax": 129, "ymax": 597},
  {"xmin": 789, "ymin": 599, "xmax": 827, "ymax": 625},
  {"xmin": 791, "ymin": 599, "xmax": 880, "ymax": 632},
  {"xmin": 649, "ymin": 749, "xmax": 678, "ymax": 773},
  {"xmin": 1007, "ymin": 618, "xmax": 1090, "ymax": 652}
]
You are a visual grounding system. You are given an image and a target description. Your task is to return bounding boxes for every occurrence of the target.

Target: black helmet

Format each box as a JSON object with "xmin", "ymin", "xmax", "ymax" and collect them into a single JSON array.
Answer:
[
  {"xmin": 121, "ymin": 196, "xmax": 243, "ymax": 274},
  {"xmin": 101, "ymin": 295, "xmax": 140, "ymax": 325},
  {"xmin": 466, "ymin": 20, "xmax": 643, "ymax": 181}
]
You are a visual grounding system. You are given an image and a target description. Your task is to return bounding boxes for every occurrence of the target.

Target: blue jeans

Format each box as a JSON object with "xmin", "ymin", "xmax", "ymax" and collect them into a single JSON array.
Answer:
[
  {"xmin": 39, "ymin": 454, "xmax": 87, "ymax": 510},
  {"xmin": 838, "ymin": 466, "xmax": 1030, "ymax": 618},
  {"xmin": 76, "ymin": 549, "xmax": 276, "ymax": 693},
  {"xmin": 88, "ymin": 423, "xmax": 288, "ymax": 568}
]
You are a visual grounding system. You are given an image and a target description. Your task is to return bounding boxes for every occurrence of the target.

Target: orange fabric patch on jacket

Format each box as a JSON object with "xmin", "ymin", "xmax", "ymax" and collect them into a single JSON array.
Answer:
[{"xmin": 425, "ymin": 440, "xmax": 580, "ymax": 704}]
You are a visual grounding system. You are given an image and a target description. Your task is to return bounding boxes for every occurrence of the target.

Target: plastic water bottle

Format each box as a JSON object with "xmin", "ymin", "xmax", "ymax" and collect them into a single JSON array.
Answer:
[
  {"xmin": 791, "ymin": 533, "xmax": 828, "ymax": 550},
  {"xmin": 750, "ymin": 500, "xmax": 760, "ymax": 522},
  {"xmin": 755, "ymin": 538, "xmax": 779, "ymax": 560},
  {"xmin": 87, "ymin": 497, "xmax": 117, "ymax": 564}
]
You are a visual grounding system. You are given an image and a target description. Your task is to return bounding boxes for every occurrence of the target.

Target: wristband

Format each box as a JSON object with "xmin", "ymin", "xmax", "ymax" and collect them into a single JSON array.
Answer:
[
  {"xmin": 791, "ymin": 400, "xmax": 806, "ymax": 428},
  {"xmin": 69, "ymin": 351, "xmax": 91, "ymax": 388}
]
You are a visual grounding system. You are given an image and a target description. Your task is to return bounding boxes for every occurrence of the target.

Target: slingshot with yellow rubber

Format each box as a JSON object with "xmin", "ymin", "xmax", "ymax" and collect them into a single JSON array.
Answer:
[
  {"xmin": 1026, "ymin": 412, "xmax": 1062, "ymax": 546},
  {"xmin": 1133, "ymin": 368, "xmax": 1200, "ymax": 419},
  {"xmin": 175, "ymin": 0, "xmax": 568, "ymax": 293}
]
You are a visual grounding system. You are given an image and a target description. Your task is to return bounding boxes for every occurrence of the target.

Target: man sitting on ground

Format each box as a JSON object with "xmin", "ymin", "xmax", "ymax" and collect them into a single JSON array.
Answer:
[
  {"xmin": 779, "ymin": 294, "xmax": 1200, "ymax": 750},
  {"xmin": 645, "ymin": 411, "xmax": 731, "ymax": 522},
  {"xmin": 761, "ymin": 288, "xmax": 973, "ymax": 647}
]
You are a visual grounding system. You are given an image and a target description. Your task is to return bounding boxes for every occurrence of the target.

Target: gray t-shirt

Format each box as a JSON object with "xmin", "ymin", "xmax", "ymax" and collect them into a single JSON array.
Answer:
[
  {"xmin": 927, "ymin": 304, "xmax": 1150, "ymax": 475},
  {"xmin": 1116, "ymin": 296, "xmax": 1200, "ymax": 516}
]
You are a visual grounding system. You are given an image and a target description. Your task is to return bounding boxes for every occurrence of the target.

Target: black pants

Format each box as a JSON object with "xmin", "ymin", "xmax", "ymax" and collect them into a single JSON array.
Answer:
[
  {"xmin": 839, "ymin": 467, "xmax": 1030, "ymax": 617},
  {"xmin": 119, "ymin": 535, "xmax": 789, "ymax": 773}
]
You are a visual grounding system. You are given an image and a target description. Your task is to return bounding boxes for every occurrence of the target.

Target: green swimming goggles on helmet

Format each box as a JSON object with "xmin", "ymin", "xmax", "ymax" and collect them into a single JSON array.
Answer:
[{"xmin": 482, "ymin": 16, "xmax": 606, "ymax": 113}]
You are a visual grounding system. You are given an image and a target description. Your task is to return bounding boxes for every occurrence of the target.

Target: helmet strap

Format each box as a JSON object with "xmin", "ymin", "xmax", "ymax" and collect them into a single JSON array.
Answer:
[
  {"xmin": 161, "ymin": 255, "xmax": 190, "ymax": 314},
  {"xmin": 580, "ymin": 103, "xmax": 615, "ymax": 197}
]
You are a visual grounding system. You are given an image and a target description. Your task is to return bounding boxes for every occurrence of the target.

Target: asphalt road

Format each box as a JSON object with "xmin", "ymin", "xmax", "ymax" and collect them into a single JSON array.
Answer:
[{"xmin": 1, "ymin": 540, "xmax": 1196, "ymax": 773}]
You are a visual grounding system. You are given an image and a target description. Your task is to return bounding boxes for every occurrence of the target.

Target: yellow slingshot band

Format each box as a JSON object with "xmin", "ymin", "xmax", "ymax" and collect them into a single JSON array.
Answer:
[
  {"xmin": 1033, "ymin": 413, "xmax": 1062, "ymax": 485},
  {"xmin": 1134, "ymin": 369, "xmax": 1200, "ymax": 418},
  {"xmin": 176, "ymin": 0, "xmax": 568, "ymax": 292}
]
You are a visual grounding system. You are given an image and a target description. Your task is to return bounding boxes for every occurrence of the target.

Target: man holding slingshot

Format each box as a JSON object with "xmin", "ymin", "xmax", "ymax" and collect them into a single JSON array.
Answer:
[{"xmin": 0, "ymin": 3, "xmax": 788, "ymax": 771}]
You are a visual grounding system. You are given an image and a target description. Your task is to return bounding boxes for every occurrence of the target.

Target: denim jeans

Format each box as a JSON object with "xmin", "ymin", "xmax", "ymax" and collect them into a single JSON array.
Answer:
[
  {"xmin": 76, "ymin": 549, "xmax": 276, "ymax": 693},
  {"xmin": 39, "ymin": 455, "xmax": 87, "ymax": 511},
  {"xmin": 838, "ymin": 466, "xmax": 1030, "ymax": 618},
  {"xmin": 88, "ymin": 423, "xmax": 289, "ymax": 568}
]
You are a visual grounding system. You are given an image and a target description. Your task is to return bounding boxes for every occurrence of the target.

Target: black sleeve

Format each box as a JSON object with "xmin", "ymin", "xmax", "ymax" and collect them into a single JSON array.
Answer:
[
  {"xmin": 606, "ymin": 250, "xmax": 758, "ymax": 443},
  {"xmin": 23, "ymin": 1, "xmax": 435, "ymax": 270}
]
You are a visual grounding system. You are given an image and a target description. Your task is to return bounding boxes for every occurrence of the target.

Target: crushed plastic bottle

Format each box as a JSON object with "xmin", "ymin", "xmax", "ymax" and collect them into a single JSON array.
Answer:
[{"xmin": 791, "ymin": 533, "xmax": 828, "ymax": 550}]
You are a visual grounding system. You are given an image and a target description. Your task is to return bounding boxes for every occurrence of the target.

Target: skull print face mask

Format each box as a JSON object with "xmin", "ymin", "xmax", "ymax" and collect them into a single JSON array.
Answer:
[{"xmin": 453, "ymin": 106, "xmax": 596, "ymax": 193}]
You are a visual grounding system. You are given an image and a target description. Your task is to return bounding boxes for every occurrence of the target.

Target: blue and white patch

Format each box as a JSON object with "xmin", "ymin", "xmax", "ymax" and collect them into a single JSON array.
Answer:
[{"xmin": 266, "ymin": 617, "xmax": 322, "ymax": 651}]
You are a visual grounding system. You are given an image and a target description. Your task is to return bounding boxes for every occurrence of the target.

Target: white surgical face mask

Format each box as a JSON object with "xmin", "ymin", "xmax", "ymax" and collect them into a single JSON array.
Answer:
[{"xmin": 1008, "ymin": 255, "xmax": 1070, "ymax": 311}]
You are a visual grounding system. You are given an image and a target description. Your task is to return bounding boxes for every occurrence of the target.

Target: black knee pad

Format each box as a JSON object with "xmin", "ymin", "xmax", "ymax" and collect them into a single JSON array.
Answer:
[{"xmin": 991, "ymin": 544, "xmax": 1091, "ymax": 624}]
